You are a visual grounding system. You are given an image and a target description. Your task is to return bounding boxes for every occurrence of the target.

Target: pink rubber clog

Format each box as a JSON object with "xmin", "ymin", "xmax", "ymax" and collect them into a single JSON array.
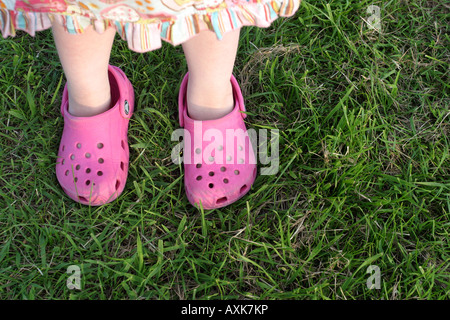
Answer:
[
  {"xmin": 178, "ymin": 73, "xmax": 257, "ymax": 209},
  {"xmin": 56, "ymin": 65, "xmax": 134, "ymax": 206}
]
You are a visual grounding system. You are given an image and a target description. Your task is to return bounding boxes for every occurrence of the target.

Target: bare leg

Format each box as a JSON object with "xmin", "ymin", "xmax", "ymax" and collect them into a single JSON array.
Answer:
[
  {"xmin": 51, "ymin": 22, "xmax": 116, "ymax": 117},
  {"xmin": 182, "ymin": 29, "xmax": 240, "ymax": 120}
]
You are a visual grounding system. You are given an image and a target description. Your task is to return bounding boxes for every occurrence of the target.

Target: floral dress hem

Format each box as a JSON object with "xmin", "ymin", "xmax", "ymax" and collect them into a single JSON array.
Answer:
[{"xmin": 0, "ymin": 0, "xmax": 301, "ymax": 52}]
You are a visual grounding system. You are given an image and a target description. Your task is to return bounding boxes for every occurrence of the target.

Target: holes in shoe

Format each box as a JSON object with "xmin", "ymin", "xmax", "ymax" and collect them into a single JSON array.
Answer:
[
  {"xmin": 216, "ymin": 197, "xmax": 227, "ymax": 205},
  {"xmin": 195, "ymin": 148, "xmax": 201, "ymax": 154},
  {"xmin": 196, "ymin": 164, "xmax": 202, "ymax": 168},
  {"xmin": 97, "ymin": 143, "xmax": 104, "ymax": 149},
  {"xmin": 85, "ymin": 180, "xmax": 91, "ymax": 186},
  {"xmin": 75, "ymin": 164, "xmax": 80, "ymax": 170},
  {"xmin": 234, "ymin": 170, "xmax": 240, "ymax": 175},
  {"xmin": 217, "ymin": 145, "xmax": 223, "ymax": 151},
  {"xmin": 98, "ymin": 158, "xmax": 104, "ymax": 164},
  {"xmin": 74, "ymin": 177, "xmax": 78, "ymax": 183},
  {"xmin": 223, "ymin": 178, "xmax": 229, "ymax": 184},
  {"xmin": 121, "ymin": 140, "xmax": 125, "ymax": 150},
  {"xmin": 239, "ymin": 158, "xmax": 244, "ymax": 164},
  {"xmin": 85, "ymin": 153, "xmax": 91, "ymax": 158},
  {"xmin": 208, "ymin": 183, "xmax": 214, "ymax": 189},
  {"xmin": 97, "ymin": 171, "xmax": 103, "ymax": 176},
  {"xmin": 240, "ymin": 184, "xmax": 248, "ymax": 194},
  {"xmin": 62, "ymin": 145, "xmax": 65, "ymax": 152},
  {"xmin": 120, "ymin": 162, "xmax": 125, "ymax": 171},
  {"xmin": 76, "ymin": 143, "xmax": 82, "ymax": 149},
  {"xmin": 208, "ymin": 156, "xmax": 214, "ymax": 162},
  {"xmin": 65, "ymin": 170, "xmax": 69, "ymax": 176},
  {"xmin": 196, "ymin": 176, "xmax": 202, "ymax": 181},
  {"xmin": 86, "ymin": 168, "xmax": 91, "ymax": 174},
  {"xmin": 61, "ymin": 159, "xmax": 65, "ymax": 165},
  {"xmin": 238, "ymin": 145, "xmax": 243, "ymax": 151},
  {"xmin": 70, "ymin": 154, "xmax": 75, "ymax": 160},
  {"xmin": 209, "ymin": 171, "xmax": 214, "ymax": 177},
  {"xmin": 227, "ymin": 155, "xmax": 232, "ymax": 162},
  {"xmin": 115, "ymin": 180, "xmax": 120, "ymax": 191},
  {"xmin": 220, "ymin": 167, "xmax": 226, "ymax": 172}
]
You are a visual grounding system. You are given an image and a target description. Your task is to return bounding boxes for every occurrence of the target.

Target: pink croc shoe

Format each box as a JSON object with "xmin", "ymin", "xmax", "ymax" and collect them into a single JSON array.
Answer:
[
  {"xmin": 56, "ymin": 65, "xmax": 134, "ymax": 206},
  {"xmin": 178, "ymin": 73, "xmax": 257, "ymax": 209}
]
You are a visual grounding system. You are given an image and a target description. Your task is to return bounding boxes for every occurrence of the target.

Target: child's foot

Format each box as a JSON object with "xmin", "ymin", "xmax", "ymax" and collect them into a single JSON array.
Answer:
[
  {"xmin": 178, "ymin": 73, "xmax": 257, "ymax": 209},
  {"xmin": 56, "ymin": 65, "xmax": 134, "ymax": 206},
  {"xmin": 185, "ymin": 80, "xmax": 234, "ymax": 120}
]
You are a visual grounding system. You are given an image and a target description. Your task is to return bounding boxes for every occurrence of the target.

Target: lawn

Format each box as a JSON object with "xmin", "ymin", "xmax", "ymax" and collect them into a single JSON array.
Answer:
[{"xmin": 0, "ymin": 0, "xmax": 448, "ymax": 300}]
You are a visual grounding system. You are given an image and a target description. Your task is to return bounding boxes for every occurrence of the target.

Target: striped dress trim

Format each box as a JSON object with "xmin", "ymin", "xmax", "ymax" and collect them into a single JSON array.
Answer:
[{"xmin": 1, "ymin": 0, "xmax": 301, "ymax": 52}]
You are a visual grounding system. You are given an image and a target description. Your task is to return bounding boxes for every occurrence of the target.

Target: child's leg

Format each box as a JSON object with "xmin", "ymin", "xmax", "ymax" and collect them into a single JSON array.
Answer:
[
  {"xmin": 51, "ymin": 22, "xmax": 116, "ymax": 117},
  {"xmin": 182, "ymin": 28, "xmax": 240, "ymax": 121}
]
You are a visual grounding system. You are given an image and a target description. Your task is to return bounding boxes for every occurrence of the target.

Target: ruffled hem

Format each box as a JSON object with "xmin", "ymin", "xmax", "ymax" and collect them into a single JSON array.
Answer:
[{"xmin": 0, "ymin": 0, "xmax": 300, "ymax": 52}]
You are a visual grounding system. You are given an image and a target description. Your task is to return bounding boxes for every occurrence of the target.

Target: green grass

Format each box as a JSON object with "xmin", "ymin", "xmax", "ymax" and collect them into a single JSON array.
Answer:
[{"xmin": 0, "ymin": 0, "xmax": 449, "ymax": 300}]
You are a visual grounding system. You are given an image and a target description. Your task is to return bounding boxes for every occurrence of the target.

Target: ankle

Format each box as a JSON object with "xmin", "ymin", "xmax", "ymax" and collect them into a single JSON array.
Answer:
[
  {"xmin": 186, "ymin": 81, "xmax": 234, "ymax": 120},
  {"xmin": 187, "ymin": 101, "xmax": 234, "ymax": 120},
  {"xmin": 68, "ymin": 96, "xmax": 112, "ymax": 117},
  {"xmin": 67, "ymin": 83, "xmax": 112, "ymax": 117}
]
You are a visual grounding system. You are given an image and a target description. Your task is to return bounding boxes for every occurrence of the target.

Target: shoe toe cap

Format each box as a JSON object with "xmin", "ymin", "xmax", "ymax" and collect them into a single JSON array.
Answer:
[
  {"xmin": 57, "ymin": 162, "xmax": 126, "ymax": 206},
  {"xmin": 185, "ymin": 163, "xmax": 256, "ymax": 209}
]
